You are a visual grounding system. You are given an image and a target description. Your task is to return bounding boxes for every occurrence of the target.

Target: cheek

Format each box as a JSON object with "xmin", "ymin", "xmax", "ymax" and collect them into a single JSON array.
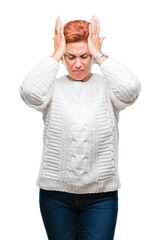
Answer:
[
  {"xmin": 64, "ymin": 60, "xmax": 72, "ymax": 71},
  {"xmin": 68, "ymin": 64, "xmax": 74, "ymax": 72},
  {"xmin": 66, "ymin": 60, "xmax": 73, "ymax": 67},
  {"xmin": 85, "ymin": 59, "xmax": 92, "ymax": 69}
]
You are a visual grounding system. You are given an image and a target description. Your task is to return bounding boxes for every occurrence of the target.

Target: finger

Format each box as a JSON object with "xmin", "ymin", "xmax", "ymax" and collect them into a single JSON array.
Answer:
[
  {"xmin": 90, "ymin": 14, "xmax": 95, "ymax": 23},
  {"xmin": 55, "ymin": 16, "xmax": 62, "ymax": 36},
  {"xmin": 94, "ymin": 16, "xmax": 99, "ymax": 36},
  {"xmin": 94, "ymin": 18, "xmax": 99, "ymax": 37},
  {"xmin": 91, "ymin": 15, "xmax": 96, "ymax": 33},
  {"xmin": 100, "ymin": 36, "xmax": 105, "ymax": 46},
  {"xmin": 55, "ymin": 16, "xmax": 59, "ymax": 33},
  {"xmin": 57, "ymin": 17, "xmax": 62, "ymax": 35},
  {"xmin": 97, "ymin": 17, "xmax": 100, "ymax": 35},
  {"xmin": 90, "ymin": 16, "xmax": 93, "ymax": 33},
  {"xmin": 60, "ymin": 23, "xmax": 64, "ymax": 35},
  {"xmin": 93, "ymin": 15, "xmax": 97, "ymax": 33},
  {"xmin": 89, "ymin": 23, "xmax": 93, "ymax": 37},
  {"xmin": 60, "ymin": 23, "xmax": 63, "ymax": 33},
  {"xmin": 93, "ymin": 15, "xmax": 98, "ymax": 33}
]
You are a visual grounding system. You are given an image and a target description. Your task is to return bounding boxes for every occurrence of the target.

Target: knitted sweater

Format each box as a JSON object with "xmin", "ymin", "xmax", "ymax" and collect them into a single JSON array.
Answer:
[{"xmin": 19, "ymin": 56, "xmax": 141, "ymax": 194}]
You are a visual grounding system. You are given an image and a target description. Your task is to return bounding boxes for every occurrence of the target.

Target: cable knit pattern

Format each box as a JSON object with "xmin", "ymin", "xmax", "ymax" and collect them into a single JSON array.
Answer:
[{"xmin": 19, "ymin": 56, "xmax": 141, "ymax": 194}]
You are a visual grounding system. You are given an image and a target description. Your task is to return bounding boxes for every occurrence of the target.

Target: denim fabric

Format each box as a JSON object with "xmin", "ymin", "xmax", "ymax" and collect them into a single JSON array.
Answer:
[{"xmin": 39, "ymin": 188, "xmax": 118, "ymax": 240}]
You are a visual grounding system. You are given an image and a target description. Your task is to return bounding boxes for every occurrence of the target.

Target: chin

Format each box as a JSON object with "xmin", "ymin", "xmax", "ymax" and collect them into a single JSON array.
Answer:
[
  {"xmin": 71, "ymin": 71, "xmax": 90, "ymax": 81},
  {"xmin": 70, "ymin": 74, "xmax": 85, "ymax": 81},
  {"xmin": 74, "ymin": 76, "xmax": 85, "ymax": 81}
]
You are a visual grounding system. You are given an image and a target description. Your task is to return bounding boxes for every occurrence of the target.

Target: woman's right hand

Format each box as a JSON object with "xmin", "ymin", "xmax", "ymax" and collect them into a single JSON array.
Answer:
[{"xmin": 51, "ymin": 16, "xmax": 66, "ymax": 62}]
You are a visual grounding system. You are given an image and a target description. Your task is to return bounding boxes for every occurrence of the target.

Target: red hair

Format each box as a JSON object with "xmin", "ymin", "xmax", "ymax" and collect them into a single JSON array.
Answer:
[{"xmin": 64, "ymin": 20, "xmax": 90, "ymax": 43}]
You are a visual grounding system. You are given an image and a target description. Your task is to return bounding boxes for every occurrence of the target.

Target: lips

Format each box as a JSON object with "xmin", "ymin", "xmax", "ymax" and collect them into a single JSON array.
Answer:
[{"xmin": 73, "ymin": 70, "xmax": 84, "ymax": 73}]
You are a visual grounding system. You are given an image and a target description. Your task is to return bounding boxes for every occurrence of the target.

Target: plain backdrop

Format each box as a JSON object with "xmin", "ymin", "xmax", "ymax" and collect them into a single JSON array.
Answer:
[{"xmin": 0, "ymin": 0, "xmax": 160, "ymax": 239}]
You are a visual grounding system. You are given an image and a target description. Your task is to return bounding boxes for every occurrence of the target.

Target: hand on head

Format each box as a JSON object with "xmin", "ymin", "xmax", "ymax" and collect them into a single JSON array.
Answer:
[
  {"xmin": 52, "ymin": 16, "xmax": 66, "ymax": 62},
  {"xmin": 88, "ymin": 15, "xmax": 105, "ymax": 60}
]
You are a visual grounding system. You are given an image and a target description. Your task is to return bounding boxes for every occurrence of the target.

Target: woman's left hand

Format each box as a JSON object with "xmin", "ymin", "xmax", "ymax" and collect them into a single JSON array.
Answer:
[{"xmin": 88, "ymin": 15, "xmax": 105, "ymax": 60}]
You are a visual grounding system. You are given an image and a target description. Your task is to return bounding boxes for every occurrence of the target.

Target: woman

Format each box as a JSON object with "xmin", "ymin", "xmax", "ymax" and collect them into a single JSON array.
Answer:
[{"xmin": 19, "ymin": 15, "xmax": 141, "ymax": 240}]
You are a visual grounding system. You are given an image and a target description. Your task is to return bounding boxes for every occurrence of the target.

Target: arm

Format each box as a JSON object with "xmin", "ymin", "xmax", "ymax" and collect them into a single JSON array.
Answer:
[
  {"xmin": 99, "ymin": 57, "xmax": 142, "ymax": 112},
  {"xmin": 87, "ymin": 15, "xmax": 141, "ymax": 112},
  {"xmin": 19, "ymin": 56, "xmax": 60, "ymax": 112},
  {"xmin": 19, "ymin": 16, "xmax": 66, "ymax": 113}
]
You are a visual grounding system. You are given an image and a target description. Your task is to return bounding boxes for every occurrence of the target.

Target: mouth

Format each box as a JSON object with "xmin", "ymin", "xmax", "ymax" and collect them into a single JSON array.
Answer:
[{"xmin": 73, "ymin": 70, "xmax": 84, "ymax": 73}]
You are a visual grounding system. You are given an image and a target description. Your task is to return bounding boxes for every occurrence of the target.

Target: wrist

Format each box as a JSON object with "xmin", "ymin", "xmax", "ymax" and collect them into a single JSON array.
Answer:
[
  {"xmin": 97, "ymin": 56, "xmax": 109, "ymax": 66},
  {"xmin": 94, "ymin": 50, "xmax": 109, "ymax": 65},
  {"xmin": 92, "ymin": 50, "xmax": 100, "ymax": 60}
]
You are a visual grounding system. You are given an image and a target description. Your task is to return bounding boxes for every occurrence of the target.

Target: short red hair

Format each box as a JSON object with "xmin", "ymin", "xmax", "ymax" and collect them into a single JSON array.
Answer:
[{"xmin": 64, "ymin": 20, "xmax": 90, "ymax": 43}]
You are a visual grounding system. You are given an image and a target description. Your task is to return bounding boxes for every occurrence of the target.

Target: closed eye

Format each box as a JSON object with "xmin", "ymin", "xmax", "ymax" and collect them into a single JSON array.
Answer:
[
  {"xmin": 81, "ymin": 55, "xmax": 88, "ymax": 59},
  {"xmin": 68, "ymin": 56, "xmax": 75, "ymax": 60},
  {"xmin": 68, "ymin": 55, "xmax": 88, "ymax": 60}
]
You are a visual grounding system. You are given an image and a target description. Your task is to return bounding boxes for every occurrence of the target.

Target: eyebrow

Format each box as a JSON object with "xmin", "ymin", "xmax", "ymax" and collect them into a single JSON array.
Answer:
[{"xmin": 65, "ymin": 51, "xmax": 89, "ymax": 57}]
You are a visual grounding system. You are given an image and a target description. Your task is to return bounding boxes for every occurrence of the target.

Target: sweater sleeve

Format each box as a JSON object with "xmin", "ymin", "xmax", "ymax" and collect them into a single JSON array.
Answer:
[
  {"xmin": 19, "ymin": 56, "xmax": 60, "ymax": 112},
  {"xmin": 100, "ymin": 57, "xmax": 141, "ymax": 112}
]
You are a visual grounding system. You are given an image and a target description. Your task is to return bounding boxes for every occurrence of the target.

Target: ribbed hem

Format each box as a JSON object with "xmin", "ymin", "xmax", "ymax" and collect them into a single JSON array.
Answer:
[{"xmin": 36, "ymin": 176, "xmax": 121, "ymax": 194}]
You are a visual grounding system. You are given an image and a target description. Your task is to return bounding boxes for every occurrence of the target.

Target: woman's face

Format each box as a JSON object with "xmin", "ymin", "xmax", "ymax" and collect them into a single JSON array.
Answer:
[{"xmin": 63, "ymin": 41, "xmax": 94, "ymax": 82}]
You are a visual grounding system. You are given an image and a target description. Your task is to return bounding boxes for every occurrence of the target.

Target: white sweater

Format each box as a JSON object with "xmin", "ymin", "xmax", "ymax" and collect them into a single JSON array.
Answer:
[{"xmin": 19, "ymin": 56, "xmax": 141, "ymax": 194}]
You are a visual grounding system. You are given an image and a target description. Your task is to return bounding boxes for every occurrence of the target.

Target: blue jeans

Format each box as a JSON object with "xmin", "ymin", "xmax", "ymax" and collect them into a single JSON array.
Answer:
[{"xmin": 39, "ymin": 188, "xmax": 118, "ymax": 240}]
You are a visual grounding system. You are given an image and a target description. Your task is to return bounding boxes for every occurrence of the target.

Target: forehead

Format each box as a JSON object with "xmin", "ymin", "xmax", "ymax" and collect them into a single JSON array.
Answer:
[{"xmin": 66, "ymin": 41, "xmax": 88, "ymax": 55}]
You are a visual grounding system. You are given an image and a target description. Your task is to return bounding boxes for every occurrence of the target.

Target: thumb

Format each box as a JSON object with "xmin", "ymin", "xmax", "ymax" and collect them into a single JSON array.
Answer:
[{"xmin": 100, "ymin": 37, "xmax": 105, "ymax": 47}]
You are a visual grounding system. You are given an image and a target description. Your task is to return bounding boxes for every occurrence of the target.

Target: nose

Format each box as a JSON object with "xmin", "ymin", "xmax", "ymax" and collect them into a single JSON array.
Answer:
[{"xmin": 74, "ymin": 58, "xmax": 82, "ymax": 69}]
